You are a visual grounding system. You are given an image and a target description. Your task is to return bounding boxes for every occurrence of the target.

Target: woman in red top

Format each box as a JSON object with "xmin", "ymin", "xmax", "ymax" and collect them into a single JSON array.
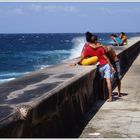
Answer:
[
  {"xmin": 73, "ymin": 32, "xmax": 114, "ymax": 102},
  {"xmin": 81, "ymin": 42, "xmax": 108, "ymax": 66}
]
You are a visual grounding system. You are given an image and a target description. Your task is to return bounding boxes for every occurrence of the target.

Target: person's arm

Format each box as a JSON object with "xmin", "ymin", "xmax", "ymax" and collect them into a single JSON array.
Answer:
[
  {"xmin": 70, "ymin": 44, "xmax": 86, "ymax": 66},
  {"xmin": 114, "ymin": 38, "xmax": 119, "ymax": 46},
  {"xmin": 69, "ymin": 54, "xmax": 85, "ymax": 66},
  {"xmin": 119, "ymin": 35, "xmax": 121, "ymax": 39}
]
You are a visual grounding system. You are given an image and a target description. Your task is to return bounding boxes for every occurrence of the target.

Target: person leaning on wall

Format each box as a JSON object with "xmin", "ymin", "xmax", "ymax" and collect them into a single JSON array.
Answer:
[{"xmin": 100, "ymin": 44, "xmax": 122, "ymax": 97}]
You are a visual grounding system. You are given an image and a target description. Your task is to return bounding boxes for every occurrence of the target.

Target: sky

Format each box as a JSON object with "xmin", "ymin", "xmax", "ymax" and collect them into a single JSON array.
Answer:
[{"xmin": 0, "ymin": 2, "xmax": 140, "ymax": 33}]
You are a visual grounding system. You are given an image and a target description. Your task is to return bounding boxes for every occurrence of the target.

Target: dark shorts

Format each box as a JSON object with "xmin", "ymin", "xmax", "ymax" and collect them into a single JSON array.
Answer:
[{"xmin": 113, "ymin": 60, "xmax": 122, "ymax": 80}]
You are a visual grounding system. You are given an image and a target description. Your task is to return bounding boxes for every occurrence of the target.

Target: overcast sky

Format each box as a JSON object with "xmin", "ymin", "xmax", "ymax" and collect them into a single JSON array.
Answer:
[{"xmin": 0, "ymin": 2, "xmax": 140, "ymax": 33}]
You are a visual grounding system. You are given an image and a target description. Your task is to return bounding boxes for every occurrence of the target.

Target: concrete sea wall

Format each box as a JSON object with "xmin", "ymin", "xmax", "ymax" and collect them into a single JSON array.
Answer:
[{"xmin": 0, "ymin": 37, "xmax": 140, "ymax": 137}]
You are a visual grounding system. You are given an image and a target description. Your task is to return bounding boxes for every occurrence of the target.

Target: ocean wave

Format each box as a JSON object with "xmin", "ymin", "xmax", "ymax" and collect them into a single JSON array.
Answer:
[
  {"xmin": 30, "ymin": 50, "xmax": 70, "ymax": 55},
  {"xmin": 0, "ymin": 72, "xmax": 30, "ymax": 78},
  {"xmin": 69, "ymin": 36, "xmax": 85, "ymax": 59},
  {"xmin": 36, "ymin": 65, "xmax": 52, "ymax": 70},
  {"xmin": 0, "ymin": 72, "xmax": 31, "ymax": 84},
  {"xmin": 0, "ymin": 78, "xmax": 16, "ymax": 84},
  {"xmin": 65, "ymin": 39, "xmax": 70, "ymax": 42}
]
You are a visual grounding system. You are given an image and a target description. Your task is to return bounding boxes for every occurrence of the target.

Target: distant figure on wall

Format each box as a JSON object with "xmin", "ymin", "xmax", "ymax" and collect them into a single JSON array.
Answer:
[
  {"xmin": 119, "ymin": 32, "xmax": 128, "ymax": 45},
  {"xmin": 110, "ymin": 34, "xmax": 123, "ymax": 46}
]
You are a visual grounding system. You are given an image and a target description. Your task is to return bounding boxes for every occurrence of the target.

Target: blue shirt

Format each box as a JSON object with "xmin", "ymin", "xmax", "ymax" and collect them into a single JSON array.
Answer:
[{"xmin": 115, "ymin": 37, "xmax": 122, "ymax": 44}]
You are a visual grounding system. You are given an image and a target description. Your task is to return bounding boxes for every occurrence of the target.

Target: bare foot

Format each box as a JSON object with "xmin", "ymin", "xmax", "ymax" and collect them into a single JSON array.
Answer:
[
  {"xmin": 118, "ymin": 93, "xmax": 122, "ymax": 97},
  {"xmin": 107, "ymin": 98, "xmax": 113, "ymax": 102}
]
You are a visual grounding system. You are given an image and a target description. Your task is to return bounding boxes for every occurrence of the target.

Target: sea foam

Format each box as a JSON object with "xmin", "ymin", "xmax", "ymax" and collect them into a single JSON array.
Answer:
[{"xmin": 69, "ymin": 36, "xmax": 86, "ymax": 59}]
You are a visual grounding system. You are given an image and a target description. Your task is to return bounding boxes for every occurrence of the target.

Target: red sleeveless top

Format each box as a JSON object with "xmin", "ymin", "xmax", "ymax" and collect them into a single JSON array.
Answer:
[{"xmin": 82, "ymin": 43, "xmax": 107, "ymax": 66}]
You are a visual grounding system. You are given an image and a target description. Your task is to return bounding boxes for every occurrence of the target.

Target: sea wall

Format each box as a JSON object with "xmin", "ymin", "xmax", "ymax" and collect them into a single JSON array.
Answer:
[{"xmin": 0, "ymin": 38, "xmax": 140, "ymax": 137}]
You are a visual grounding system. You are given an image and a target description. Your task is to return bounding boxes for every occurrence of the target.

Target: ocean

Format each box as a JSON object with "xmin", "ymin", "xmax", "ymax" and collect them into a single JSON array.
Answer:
[{"xmin": 0, "ymin": 33, "xmax": 139, "ymax": 84}]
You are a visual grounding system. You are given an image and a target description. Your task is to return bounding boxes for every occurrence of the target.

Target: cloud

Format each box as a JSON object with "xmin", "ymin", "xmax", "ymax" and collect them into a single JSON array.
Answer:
[
  {"xmin": 0, "ymin": 7, "xmax": 24, "ymax": 16},
  {"xmin": 98, "ymin": 7, "xmax": 140, "ymax": 15},
  {"xmin": 98, "ymin": 7, "xmax": 113, "ymax": 15},
  {"xmin": 29, "ymin": 4, "xmax": 77, "ymax": 13},
  {"xmin": 0, "ymin": 4, "xmax": 78, "ymax": 17},
  {"xmin": 29, "ymin": 4, "xmax": 42, "ymax": 12}
]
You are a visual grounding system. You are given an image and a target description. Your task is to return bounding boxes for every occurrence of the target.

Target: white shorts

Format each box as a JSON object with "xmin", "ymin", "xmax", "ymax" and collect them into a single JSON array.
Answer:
[{"xmin": 98, "ymin": 63, "xmax": 113, "ymax": 79}]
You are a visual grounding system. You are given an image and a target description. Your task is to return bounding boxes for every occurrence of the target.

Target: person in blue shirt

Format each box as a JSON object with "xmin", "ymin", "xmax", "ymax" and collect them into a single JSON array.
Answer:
[{"xmin": 110, "ymin": 34, "xmax": 123, "ymax": 46}]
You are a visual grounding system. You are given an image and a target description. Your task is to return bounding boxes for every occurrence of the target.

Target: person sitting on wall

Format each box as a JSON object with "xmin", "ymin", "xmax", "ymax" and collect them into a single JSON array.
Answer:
[
  {"xmin": 110, "ymin": 34, "xmax": 123, "ymax": 46},
  {"xmin": 71, "ymin": 32, "xmax": 115, "ymax": 102},
  {"xmin": 119, "ymin": 32, "xmax": 128, "ymax": 45},
  {"xmin": 70, "ymin": 32, "xmax": 99, "ymax": 66}
]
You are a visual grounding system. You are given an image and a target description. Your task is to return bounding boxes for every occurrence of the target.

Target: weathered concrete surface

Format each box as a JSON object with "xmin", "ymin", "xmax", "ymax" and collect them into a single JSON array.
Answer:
[
  {"xmin": 80, "ymin": 53, "xmax": 140, "ymax": 138},
  {"xmin": 0, "ymin": 63, "xmax": 96, "ymax": 137},
  {"xmin": 0, "ymin": 37, "xmax": 140, "ymax": 137}
]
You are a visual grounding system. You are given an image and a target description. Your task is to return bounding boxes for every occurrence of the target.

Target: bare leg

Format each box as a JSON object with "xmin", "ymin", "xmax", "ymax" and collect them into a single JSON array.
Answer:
[
  {"xmin": 102, "ymin": 79, "xmax": 106, "ymax": 99},
  {"xmin": 105, "ymin": 78, "xmax": 112, "ymax": 101},
  {"xmin": 117, "ymin": 80, "xmax": 122, "ymax": 97}
]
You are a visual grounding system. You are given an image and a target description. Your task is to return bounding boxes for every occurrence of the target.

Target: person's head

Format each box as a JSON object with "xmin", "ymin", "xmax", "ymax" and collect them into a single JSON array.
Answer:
[
  {"xmin": 110, "ymin": 34, "xmax": 117, "ymax": 39},
  {"xmin": 85, "ymin": 32, "xmax": 93, "ymax": 42},
  {"xmin": 90, "ymin": 35, "xmax": 98, "ymax": 43},
  {"xmin": 85, "ymin": 32, "xmax": 98, "ymax": 43},
  {"xmin": 121, "ymin": 32, "xmax": 125, "ymax": 35}
]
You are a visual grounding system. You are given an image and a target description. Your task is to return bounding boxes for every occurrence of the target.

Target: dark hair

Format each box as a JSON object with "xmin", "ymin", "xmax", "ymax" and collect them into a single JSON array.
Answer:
[
  {"xmin": 86, "ymin": 32, "xmax": 93, "ymax": 42},
  {"xmin": 121, "ymin": 32, "xmax": 125, "ymax": 35},
  {"xmin": 90, "ymin": 35, "xmax": 98, "ymax": 43},
  {"xmin": 110, "ymin": 34, "xmax": 117, "ymax": 37},
  {"xmin": 85, "ymin": 32, "xmax": 98, "ymax": 43}
]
